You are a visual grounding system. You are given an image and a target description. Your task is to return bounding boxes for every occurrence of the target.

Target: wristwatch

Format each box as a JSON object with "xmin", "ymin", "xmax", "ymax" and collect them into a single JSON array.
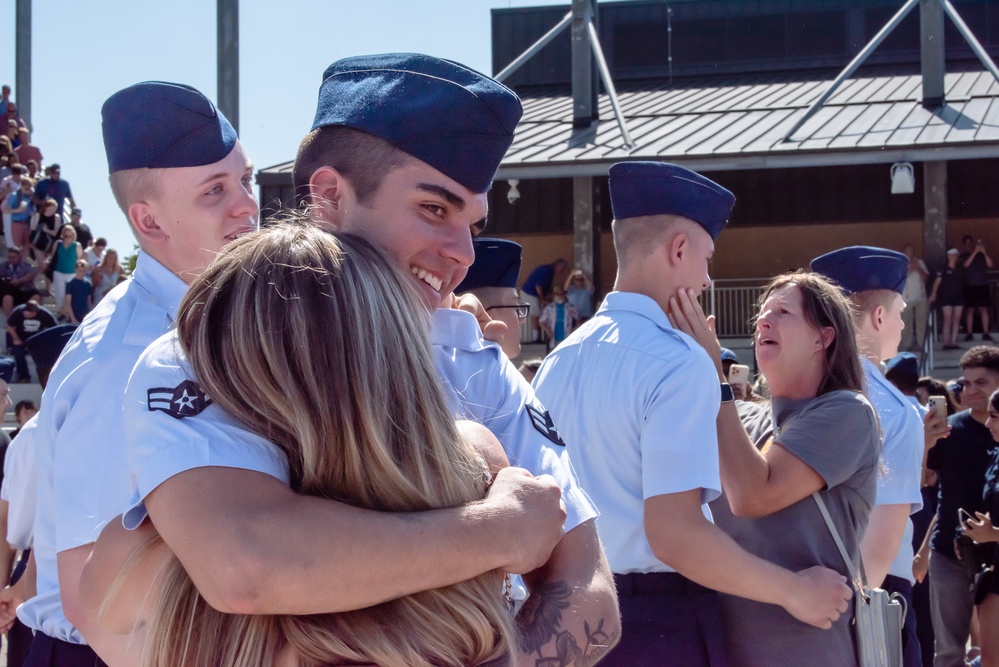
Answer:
[{"xmin": 720, "ymin": 383, "xmax": 735, "ymax": 403}]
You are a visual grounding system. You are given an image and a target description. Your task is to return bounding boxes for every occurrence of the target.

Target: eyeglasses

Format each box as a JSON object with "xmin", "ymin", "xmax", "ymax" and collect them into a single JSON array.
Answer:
[{"xmin": 487, "ymin": 304, "xmax": 530, "ymax": 320}]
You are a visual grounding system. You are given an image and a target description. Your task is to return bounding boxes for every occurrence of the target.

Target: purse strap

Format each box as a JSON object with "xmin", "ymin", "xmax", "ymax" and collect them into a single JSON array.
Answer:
[{"xmin": 813, "ymin": 492, "xmax": 869, "ymax": 589}]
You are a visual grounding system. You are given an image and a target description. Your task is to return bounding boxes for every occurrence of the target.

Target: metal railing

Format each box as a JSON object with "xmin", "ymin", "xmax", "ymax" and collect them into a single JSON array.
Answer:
[{"xmin": 706, "ymin": 279, "xmax": 768, "ymax": 338}]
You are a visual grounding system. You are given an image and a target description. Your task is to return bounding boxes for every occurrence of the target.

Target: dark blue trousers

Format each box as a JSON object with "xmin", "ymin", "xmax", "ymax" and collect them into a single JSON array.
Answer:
[
  {"xmin": 884, "ymin": 574, "xmax": 922, "ymax": 667},
  {"xmin": 603, "ymin": 572, "xmax": 728, "ymax": 667},
  {"xmin": 23, "ymin": 633, "xmax": 107, "ymax": 667}
]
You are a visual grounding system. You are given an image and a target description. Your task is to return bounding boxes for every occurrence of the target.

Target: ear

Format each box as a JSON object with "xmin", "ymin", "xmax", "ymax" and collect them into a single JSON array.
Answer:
[
  {"xmin": 127, "ymin": 201, "xmax": 168, "ymax": 244},
  {"xmin": 308, "ymin": 166, "xmax": 350, "ymax": 230},
  {"xmin": 818, "ymin": 326, "xmax": 836, "ymax": 351},
  {"xmin": 869, "ymin": 305, "xmax": 886, "ymax": 333},
  {"xmin": 665, "ymin": 232, "xmax": 689, "ymax": 267}
]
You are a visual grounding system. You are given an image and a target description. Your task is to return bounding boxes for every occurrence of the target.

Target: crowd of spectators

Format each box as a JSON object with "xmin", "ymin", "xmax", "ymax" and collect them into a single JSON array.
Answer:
[{"xmin": 0, "ymin": 84, "xmax": 124, "ymax": 384}]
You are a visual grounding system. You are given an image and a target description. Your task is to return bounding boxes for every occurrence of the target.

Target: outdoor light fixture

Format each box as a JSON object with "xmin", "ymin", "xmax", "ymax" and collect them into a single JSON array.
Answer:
[
  {"xmin": 891, "ymin": 162, "xmax": 915, "ymax": 194},
  {"xmin": 507, "ymin": 179, "xmax": 521, "ymax": 204}
]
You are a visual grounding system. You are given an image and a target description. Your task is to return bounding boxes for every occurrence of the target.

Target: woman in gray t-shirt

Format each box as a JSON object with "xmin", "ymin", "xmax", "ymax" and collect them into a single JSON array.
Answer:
[{"xmin": 672, "ymin": 272, "xmax": 880, "ymax": 666}]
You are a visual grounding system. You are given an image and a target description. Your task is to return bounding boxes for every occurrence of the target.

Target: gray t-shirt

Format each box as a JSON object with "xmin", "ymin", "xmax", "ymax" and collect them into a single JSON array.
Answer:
[{"xmin": 714, "ymin": 390, "xmax": 880, "ymax": 667}]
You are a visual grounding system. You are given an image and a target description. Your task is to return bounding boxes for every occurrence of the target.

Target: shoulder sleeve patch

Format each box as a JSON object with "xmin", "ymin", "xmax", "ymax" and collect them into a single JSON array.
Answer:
[
  {"xmin": 147, "ymin": 380, "xmax": 213, "ymax": 419},
  {"xmin": 525, "ymin": 404, "xmax": 567, "ymax": 447}
]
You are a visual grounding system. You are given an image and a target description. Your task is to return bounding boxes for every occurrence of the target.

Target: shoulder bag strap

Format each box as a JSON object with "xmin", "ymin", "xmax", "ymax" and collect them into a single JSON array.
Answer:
[{"xmin": 813, "ymin": 492, "xmax": 869, "ymax": 589}]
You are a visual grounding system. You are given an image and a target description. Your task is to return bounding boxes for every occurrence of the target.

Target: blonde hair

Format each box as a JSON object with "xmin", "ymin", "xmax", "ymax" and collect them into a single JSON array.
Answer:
[{"xmin": 140, "ymin": 217, "xmax": 514, "ymax": 667}]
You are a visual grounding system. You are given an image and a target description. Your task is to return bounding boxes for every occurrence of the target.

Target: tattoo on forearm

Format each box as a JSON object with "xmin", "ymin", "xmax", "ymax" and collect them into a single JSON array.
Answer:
[{"xmin": 515, "ymin": 580, "xmax": 618, "ymax": 666}]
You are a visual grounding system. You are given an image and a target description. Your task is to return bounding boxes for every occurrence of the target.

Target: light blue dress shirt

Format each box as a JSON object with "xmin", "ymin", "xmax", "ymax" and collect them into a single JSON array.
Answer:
[
  {"xmin": 862, "ymin": 357, "xmax": 924, "ymax": 583},
  {"xmin": 534, "ymin": 291, "xmax": 722, "ymax": 574}
]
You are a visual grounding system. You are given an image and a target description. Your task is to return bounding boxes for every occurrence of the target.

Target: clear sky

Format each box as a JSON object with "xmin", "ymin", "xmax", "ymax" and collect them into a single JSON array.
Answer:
[{"xmin": 0, "ymin": 0, "xmax": 564, "ymax": 259}]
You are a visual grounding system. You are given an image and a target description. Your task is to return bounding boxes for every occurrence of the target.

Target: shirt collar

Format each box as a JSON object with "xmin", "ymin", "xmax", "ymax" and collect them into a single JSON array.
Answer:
[
  {"xmin": 595, "ymin": 291, "xmax": 673, "ymax": 332},
  {"xmin": 131, "ymin": 252, "xmax": 188, "ymax": 321},
  {"xmin": 430, "ymin": 307, "xmax": 490, "ymax": 352}
]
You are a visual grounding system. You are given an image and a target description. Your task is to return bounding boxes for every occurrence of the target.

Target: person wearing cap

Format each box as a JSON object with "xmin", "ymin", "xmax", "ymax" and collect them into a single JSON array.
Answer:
[
  {"xmin": 885, "ymin": 352, "xmax": 925, "ymax": 412},
  {"xmin": 812, "ymin": 246, "xmax": 926, "ymax": 667},
  {"xmin": 118, "ymin": 53, "xmax": 613, "ymax": 665},
  {"xmin": 31, "ymin": 164, "xmax": 73, "ymax": 220},
  {"xmin": 929, "ymin": 248, "xmax": 965, "ymax": 350},
  {"xmin": 455, "ymin": 237, "xmax": 527, "ymax": 359},
  {"xmin": 534, "ymin": 161, "xmax": 852, "ymax": 666},
  {"xmin": 0, "ymin": 81, "xmax": 257, "ymax": 667}
]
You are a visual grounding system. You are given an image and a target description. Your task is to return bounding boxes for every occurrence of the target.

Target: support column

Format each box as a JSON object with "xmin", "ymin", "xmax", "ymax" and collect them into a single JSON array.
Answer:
[
  {"xmin": 923, "ymin": 161, "xmax": 948, "ymax": 273},
  {"xmin": 217, "ymin": 0, "xmax": 239, "ymax": 132},
  {"xmin": 573, "ymin": 176, "xmax": 599, "ymax": 288},
  {"xmin": 920, "ymin": 0, "xmax": 946, "ymax": 108},
  {"xmin": 571, "ymin": 0, "xmax": 595, "ymax": 128},
  {"xmin": 15, "ymin": 0, "xmax": 31, "ymax": 129}
]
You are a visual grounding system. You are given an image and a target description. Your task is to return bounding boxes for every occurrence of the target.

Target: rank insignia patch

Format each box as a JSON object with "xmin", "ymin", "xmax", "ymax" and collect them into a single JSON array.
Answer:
[
  {"xmin": 526, "ymin": 404, "xmax": 567, "ymax": 447},
  {"xmin": 147, "ymin": 380, "xmax": 212, "ymax": 419}
]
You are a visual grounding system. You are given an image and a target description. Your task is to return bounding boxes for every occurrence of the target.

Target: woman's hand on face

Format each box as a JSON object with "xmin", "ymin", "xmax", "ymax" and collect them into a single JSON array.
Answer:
[
  {"xmin": 964, "ymin": 511, "xmax": 999, "ymax": 544},
  {"xmin": 667, "ymin": 288, "xmax": 722, "ymax": 373}
]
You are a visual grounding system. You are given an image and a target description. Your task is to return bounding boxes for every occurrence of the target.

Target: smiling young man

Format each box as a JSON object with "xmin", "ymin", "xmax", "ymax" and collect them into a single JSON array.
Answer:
[
  {"xmin": 115, "ymin": 54, "xmax": 613, "ymax": 666},
  {"xmin": 812, "ymin": 246, "xmax": 926, "ymax": 667},
  {"xmin": 5, "ymin": 81, "xmax": 257, "ymax": 667},
  {"xmin": 533, "ymin": 161, "xmax": 852, "ymax": 667}
]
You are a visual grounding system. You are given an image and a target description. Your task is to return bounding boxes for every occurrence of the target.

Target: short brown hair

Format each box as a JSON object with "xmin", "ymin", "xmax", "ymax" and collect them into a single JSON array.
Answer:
[
  {"xmin": 960, "ymin": 345, "xmax": 999, "ymax": 373},
  {"xmin": 292, "ymin": 126, "xmax": 412, "ymax": 207}
]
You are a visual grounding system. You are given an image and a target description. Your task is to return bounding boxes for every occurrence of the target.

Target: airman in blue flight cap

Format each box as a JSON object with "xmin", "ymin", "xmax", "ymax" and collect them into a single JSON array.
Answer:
[
  {"xmin": 812, "ymin": 244, "xmax": 924, "ymax": 667},
  {"xmin": 17, "ymin": 80, "xmax": 256, "ymax": 666},
  {"xmin": 121, "ymin": 52, "xmax": 616, "ymax": 666},
  {"xmin": 456, "ymin": 237, "xmax": 525, "ymax": 359}
]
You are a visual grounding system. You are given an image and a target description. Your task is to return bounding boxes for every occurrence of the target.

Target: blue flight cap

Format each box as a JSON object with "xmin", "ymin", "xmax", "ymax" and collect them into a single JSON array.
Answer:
[
  {"xmin": 311, "ymin": 53, "xmax": 523, "ymax": 194},
  {"xmin": 885, "ymin": 352, "xmax": 919, "ymax": 379},
  {"xmin": 0, "ymin": 357, "xmax": 14, "ymax": 384},
  {"xmin": 720, "ymin": 348, "xmax": 740, "ymax": 364},
  {"xmin": 102, "ymin": 81, "xmax": 237, "ymax": 173},
  {"xmin": 608, "ymin": 162, "xmax": 735, "ymax": 240},
  {"xmin": 456, "ymin": 237, "xmax": 523, "ymax": 293},
  {"xmin": 810, "ymin": 246, "xmax": 908, "ymax": 295}
]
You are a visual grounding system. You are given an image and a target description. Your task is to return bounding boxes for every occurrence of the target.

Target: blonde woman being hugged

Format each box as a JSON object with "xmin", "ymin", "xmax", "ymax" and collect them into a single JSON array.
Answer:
[
  {"xmin": 81, "ymin": 221, "xmax": 516, "ymax": 667},
  {"xmin": 91, "ymin": 248, "xmax": 123, "ymax": 304},
  {"xmin": 670, "ymin": 272, "xmax": 880, "ymax": 667}
]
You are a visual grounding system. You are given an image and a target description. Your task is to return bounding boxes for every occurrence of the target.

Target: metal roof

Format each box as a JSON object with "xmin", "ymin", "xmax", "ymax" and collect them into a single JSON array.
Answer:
[
  {"xmin": 495, "ymin": 66, "xmax": 999, "ymax": 179},
  {"xmin": 257, "ymin": 66, "xmax": 999, "ymax": 182}
]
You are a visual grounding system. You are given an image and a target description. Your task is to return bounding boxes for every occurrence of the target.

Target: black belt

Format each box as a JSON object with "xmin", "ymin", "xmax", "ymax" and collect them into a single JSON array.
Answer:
[{"xmin": 613, "ymin": 572, "xmax": 710, "ymax": 596}]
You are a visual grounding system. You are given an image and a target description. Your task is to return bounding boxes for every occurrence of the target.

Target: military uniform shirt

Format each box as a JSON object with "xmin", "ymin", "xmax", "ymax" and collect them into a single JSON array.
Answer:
[
  {"xmin": 1, "ymin": 419, "xmax": 37, "ymax": 549},
  {"xmin": 122, "ymin": 308, "xmax": 596, "ymax": 533},
  {"xmin": 431, "ymin": 308, "xmax": 596, "ymax": 532},
  {"xmin": 18, "ymin": 254, "xmax": 188, "ymax": 643},
  {"xmin": 121, "ymin": 330, "xmax": 291, "ymax": 528},
  {"xmin": 533, "ymin": 291, "xmax": 722, "ymax": 574},
  {"xmin": 862, "ymin": 357, "xmax": 924, "ymax": 583}
]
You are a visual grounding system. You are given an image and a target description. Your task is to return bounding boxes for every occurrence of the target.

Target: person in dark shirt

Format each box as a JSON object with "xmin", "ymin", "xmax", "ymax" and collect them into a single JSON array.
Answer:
[
  {"xmin": 5, "ymin": 299, "xmax": 57, "ymax": 383},
  {"xmin": 32, "ymin": 164, "xmax": 74, "ymax": 218},
  {"xmin": 63, "ymin": 260, "xmax": 92, "ymax": 324},
  {"xmin": 958, "ymin": 235, "xmax": 994, "ymax": 342},
  {"xmin": 926, "ymin": 345, "xmax": 999, "ymax": 666}
]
